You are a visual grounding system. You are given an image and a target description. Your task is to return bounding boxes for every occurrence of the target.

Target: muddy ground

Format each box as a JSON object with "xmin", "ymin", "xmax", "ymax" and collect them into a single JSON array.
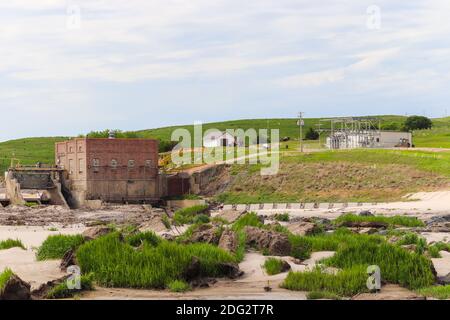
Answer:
[{"xmin": 1, "ymin": 190, "xmax": 449, "ymax": 300}]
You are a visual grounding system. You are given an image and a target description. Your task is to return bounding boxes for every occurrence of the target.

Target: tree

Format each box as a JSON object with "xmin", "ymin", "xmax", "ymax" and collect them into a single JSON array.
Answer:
[
  {"xmin": 403, "ymin": 116, "xmax": 432, "ymax": 131},
  {"xmin": 305, "ymin": 127, "xmax": 319, "ymax": 140}
]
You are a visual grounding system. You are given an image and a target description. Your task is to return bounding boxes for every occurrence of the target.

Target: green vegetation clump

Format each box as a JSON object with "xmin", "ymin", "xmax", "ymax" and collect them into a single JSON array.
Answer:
[
  {"xmin": 404, "ymin": 116, "xmax": 432, "ymax": 131},
  {"xmin": 324, "ymin": 241, "xmax": 435, "ymax": 290},
  {"xmin": 288, "ymin": 235, "xmax": 313, "ymax": 260},
  {"xmin": 76, "ymin": 233, "xmax": 235, "ymax": 289},
  {"xmin": 192, "ymin": 214, "xmax": 210, "ymax": 224},
  {"xmin": 173, "ymin": 205, "xmax": 209, "ymax": 225},
  {"xmin": 418, "ymin": 285, "xmax": 450, "ymax": 300},
  {"xmin": 282, "ymin": 265, "xmax": 368, "ymax": 297},
  {"xmin": 231, "ymin": 212, "xmax": 263, "ymax": 231},
  {"xmin": 0, "ymin": 239, "xmax": 25, "ymax": 250},
  {"xmin": 263, "ymin": 258, "xmax": 286, "ymax": 275},
  {"xmin": 274, "ymin": 213, "xmax": 290, "ymax": 222},
  {"xmin": 334, "ymin": 214, "xmax": 425, "ymax": 228},
  {"xmin": 36, "ymin": 234, "xmax": 85, "ymax": 261},
  {"xmin": 46, "ymin": 273, "xmax": 95, "ymax": 299},
  {"xmin": 168, "ymin": 280, "xmax": 191, "ymax": 293},
  {"xmin": 306, "ymin": 291, "xmax": 342, "ymax": 300},
  {"xmin": 0, "ymin": 268, "xmax": 14, "ymax": 292},
  {"xmin": 126, "ymin": 231, "xmax": 161, "ymax": 247}
]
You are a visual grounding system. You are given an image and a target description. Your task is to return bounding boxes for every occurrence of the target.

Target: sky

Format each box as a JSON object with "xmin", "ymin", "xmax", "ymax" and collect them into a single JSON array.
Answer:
[{"xmin": 1, "ymin": 0, "xmax": 450, "ymax": 141}]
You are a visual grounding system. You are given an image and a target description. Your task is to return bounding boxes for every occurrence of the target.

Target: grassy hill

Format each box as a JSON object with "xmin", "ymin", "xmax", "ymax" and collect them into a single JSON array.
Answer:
[
  {"xmin": 0, "ymin": 115, "xmax": 449, "ymax": 174},
  {"xmin": 216, "ymin": 149, "xmax": 450, "ymax": 203}
]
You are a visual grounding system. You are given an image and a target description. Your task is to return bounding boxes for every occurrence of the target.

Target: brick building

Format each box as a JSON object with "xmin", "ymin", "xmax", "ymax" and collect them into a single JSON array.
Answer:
[{"xmin": 55, "ymin": 138, "xmax": 159, "ymax": 207}]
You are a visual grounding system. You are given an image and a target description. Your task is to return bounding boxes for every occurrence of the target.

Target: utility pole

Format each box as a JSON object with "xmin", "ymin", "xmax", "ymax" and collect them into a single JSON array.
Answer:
[{"xmin": 298, "ymin": 112, "xmax": 304, "ymax": 153}]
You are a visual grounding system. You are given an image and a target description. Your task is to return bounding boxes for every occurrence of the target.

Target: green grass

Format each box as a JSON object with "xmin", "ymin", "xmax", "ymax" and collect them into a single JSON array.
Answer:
[
  {"xmin": 0, "ymin": 268, "xmax": 14, "ymax": 293},
  {"xmin": 217, "ymin": 149, "xmax": 450, "ymax": 204},
  {"xmin": 274, "ymin": 213, "xmax": 290, "ymax": 222},
  {"xmin": 0, "ymin": 239, "xmax": 25, "ymax": 250},
  {"xmin": 36, "ymin": 234, "xmax": 85, "ymax": 261},
  {"xmin": 282, "ymin": 265, "xmax": 368, "ymax": 297},
  {"xmin": 323, "ymin": 241, "xmax": 435, "ymax": 290},
  {"xmin": 263, "ymin": 258, "xmax": 287, "ymax": 275},
  {"xmin": 168, "ymin": 280, "xmax": 191, "ymax": 293},
  {"xmin": 417, "ymin": 285, "xmax": 450, "ymax": 300},
  {"xmin": 1, "ymin": 115, "xmax": 448, "ymax": 178},
  {"xmin": 125, "ymin": 231, "xmax": 161, "ymax": 247},
  {"xmin": 0, "ymin": 137, "xmax": 67, "ymax": 174},
  {"xmin": 306, "ymin": 291, "xmax": 342, "ymax": 300},
  {"xmin": 334, "ymin": 214, "xmax": 425, "ymax": 228},
  {"xmin": 46, "ymin": 273, "xmax": 95, "ymax": 299},
  {"xmin": 231, "ymin": 212, "xmax": 263, "ymax": 231},
  {"xmin": 76, "ymin": 232, "xmax": 236, "ymax": 289},
  {"xmin": 173, "ymin": 205, "xmax": 209, "ymax": 225}
]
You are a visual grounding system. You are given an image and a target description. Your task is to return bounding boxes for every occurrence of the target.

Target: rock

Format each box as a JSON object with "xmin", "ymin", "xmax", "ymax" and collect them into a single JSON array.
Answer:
[
  {"xmin": 182, "ymin": 257, "xmax": 202, "ymax": 281},
  {"xmin": 218, "ymin": 262, "xmax": 243, "ymax": 279},
  {"xmin": 358, "ymin": 228, "xmax": 378, "ymax": 235},
  {"xmin": 244, "ymin": 226, "xmax": 291, "ymax": 256},
  {"xmin": 188, "ymin": 224, "xmax": 220, "ymax": 245},
  {"xmin": 218, "ymin": 229, "xmax": 238, "ymax": 253},
  {"xmin": 287, "ymin": 221, "xmax": 319, "ymax": 236},
  {"xmin": 31, "ymin": 275, "xmax": 69, "ymax": 299},
  {"xmin": 160, "ymin": 233, "xmax": 175, "ymax": 241},
  {"xmin": 139, "ymin": 214, "xmax": 169, "ymax": 233},
  {"xmin": 437, "ymin": 272, "xmax": 450, "ymax": 285},
  {"xmin": 189, "ymin": 278, "xmax": 217, "ymax": 288},
  {"xmin": 424, "ymin": 222, "xmax": 450, "ymax": 233},
  {"xmin": 0, "ymin": 274, "xmax": 31, "ymax": 300},
  {"xmin": 279, "ymin": 260, "xmax": 291, "ymax": 273},
  {"xmin": 60, "ymin": 249, "xmax": 77, "ymax": 271},
  {"xmin": 352, "ymin": 284, "xmax": 426, "ymax": 300},
  {"xmin": 214, "ymin": 210, "xmax": 246, "ymax": 223},
  {"xmin": 359, "ymin": 210, "xmax": 374, "ymax": 217},
  {"xmin": 82, "ymin": 226, "xmax": 113, "ymax": 241},
  {"xmin": 339, "ymin": 221, "xmax": 388, "ymax": 229}
]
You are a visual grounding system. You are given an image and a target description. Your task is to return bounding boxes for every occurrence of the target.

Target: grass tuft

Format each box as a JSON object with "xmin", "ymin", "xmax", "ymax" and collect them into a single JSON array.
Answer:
[
  {"xmin": 0, "ymin": 268, "xmax": 14, "ymax": 293},
  {"xmin": 263, "ymin": 258, "xmax": 286, "ymax": 275},
  {"xmin": 334, "ymin": 214, "xmax": 425, "ymax": 228},
  {"xmin": 168, "ymin": 280, "xmax": 191, "ymax": 293},
  {"xmin": 36, "ymin": 234, "xmax": 85, "ymax": 261},
  {"xmin": 418, "ymin": 285, "xmax": 450, "ymax": 300},
  {"xmin": 173, "ymin": 205, "xmax": 209, "ymax": 225},
  {"xmin": 46, "ymin": 273, "xmax": 94, "ymax": 299},
  {"xmin": 0, "ymin": 239, "xmax": 26, "ymax": 250},
  {"xmin": 76, "ymin": 232, "xmax": 236, "ymax": 289}
]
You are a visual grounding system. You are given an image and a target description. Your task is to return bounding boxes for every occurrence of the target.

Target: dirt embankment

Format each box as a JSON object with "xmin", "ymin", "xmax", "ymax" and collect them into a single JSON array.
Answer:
[
  {"xmin": 0, "ymin": 204, "xmax": 165, "ymax": 227},
  {"xmin": 217, "ymin": 162, "xmax": 450, "ymax": 202}
]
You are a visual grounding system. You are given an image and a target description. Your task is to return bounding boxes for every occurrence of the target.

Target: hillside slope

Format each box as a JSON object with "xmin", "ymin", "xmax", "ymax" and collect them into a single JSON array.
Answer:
[{"xmin": 0, "ymin": 115, "xmax": 448, "ymax": 174}]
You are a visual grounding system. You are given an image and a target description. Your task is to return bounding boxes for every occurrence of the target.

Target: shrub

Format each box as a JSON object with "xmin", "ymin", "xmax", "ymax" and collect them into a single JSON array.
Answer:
[
  {"xmin": 168, "ymin": 280, "xmax": 191, "ymax": 293},
  {"xmin": 428, "ymin": 245, "xmax": 441, "ymax": 258},
  {"xmin": 0, "ymin": 239, "xmax": 25, "ymax": 250},
  {"xmin": 397, "ymin": 232, "xmax": 421, "ymax": 246},
  {"xmin": 76, "ymin": 233, "xmax": 235, "ymax": 289},
  {"xmin": 281, "ymin": 265, "xmax": 368, "ymax": 297},
  {"xmin": 36, "ymin": 234, "xmax": 85, "ymax": 261},
  {"xmin": 418, "ymin": 285, "xmax": 450, "ymax": 300},
  {"xmin": 403, "ymin": 116, "xmax": 432, "ymax": 131},
  {"xmin": 305, "ymin": 127, "xmax": 319, "ymax": 140},
  {"xmin": 46, "ymin": 273, "xmax": 94, "ymax": 299},
  {"xmin": 173, "ymin": 205, "xmax": 209, "ymax": 225},
  {"xmin": 334, "ymin": 214, "xmax": 424, "ymax": 228},
  {"xmin": 126, "ymin": 232, "xmax": 161, "ymax": 247},
  {"xmin": 263, "ymin": 258, "xmax": 286, "ymax": 275},
  {"xmin": 0, "ymin": 268, "xmax": 14, "ymax": 293}
]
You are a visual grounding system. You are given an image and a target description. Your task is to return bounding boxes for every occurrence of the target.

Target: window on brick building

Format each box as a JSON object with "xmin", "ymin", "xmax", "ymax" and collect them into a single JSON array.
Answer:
[
  {"xmin": 111, "ymin": 159, "xmax": 118, "ymax": 168},
  {"xmin": 145, "ymin": 160, "xmax": 152, "ymax": 167},
  {"xmin": 128, "ymin": 160, "xmax": 135, "ymax": 168},
  {"xmin": 79, "ymin": 159, "xmax": 84, "ymax": 173}
]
